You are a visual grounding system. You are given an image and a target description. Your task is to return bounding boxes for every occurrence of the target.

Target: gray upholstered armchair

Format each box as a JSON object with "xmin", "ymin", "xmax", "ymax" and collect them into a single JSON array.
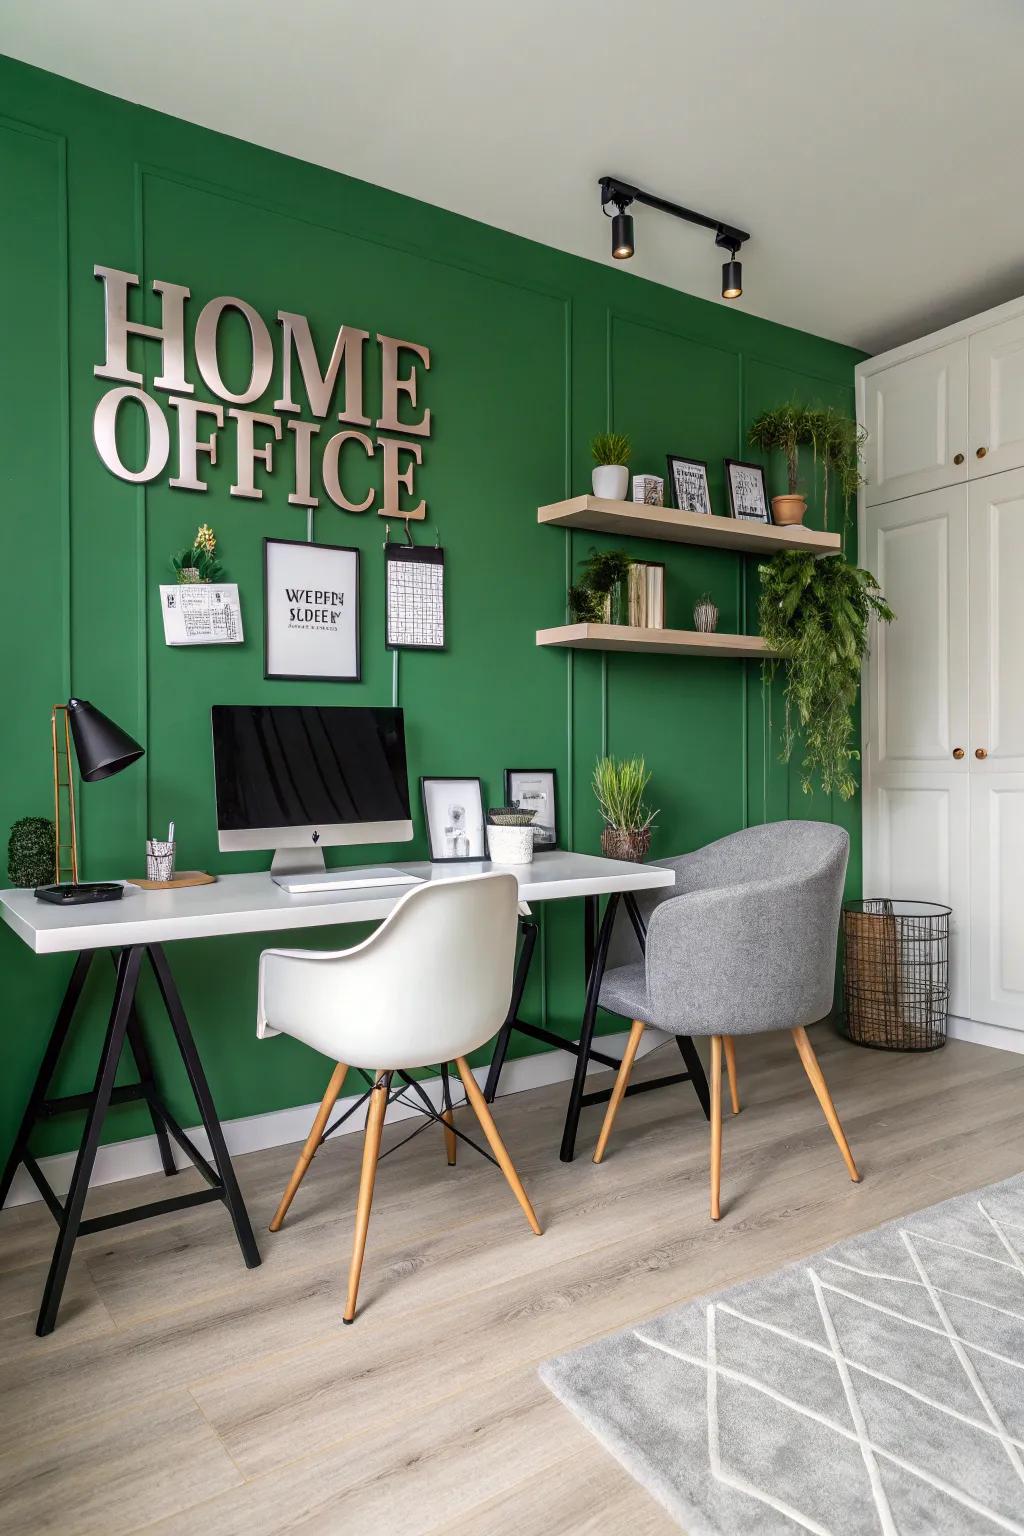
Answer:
[{"xmin": 593, "ymin": 821, "xmax": 861, "ymax": 1220}]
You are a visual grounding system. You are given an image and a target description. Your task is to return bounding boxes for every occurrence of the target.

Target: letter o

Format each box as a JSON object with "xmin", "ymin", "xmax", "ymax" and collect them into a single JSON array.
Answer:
[
  {"xmin": 93, "ymin": 386, "xmax": 170, "ymax": 483},
  {"xmin": 195, "ymin": 295, "xmax": 274, "ymax": 405}
]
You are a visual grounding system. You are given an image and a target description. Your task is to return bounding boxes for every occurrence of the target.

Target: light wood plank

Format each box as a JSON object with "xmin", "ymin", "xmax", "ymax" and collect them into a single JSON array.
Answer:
[
  {"xmin": 537, "ymin": 495, "xmax": 841, "ymax": 556},
  {"xmin": 536, "ymin": 623, "xmax": 776, "ymax": 658}
]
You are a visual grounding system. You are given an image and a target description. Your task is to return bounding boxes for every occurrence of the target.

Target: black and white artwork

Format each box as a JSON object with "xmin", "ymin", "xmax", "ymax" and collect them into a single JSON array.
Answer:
[
  {"xmin": 504, "ymin": 769, "xmax": 558, "ymax": 849},
  {"xmin": 385, "ymin": 543, "xmax": 445, "ymax": 650},
  {"xmin": 666, "ymin": 455, "xmax": 713, "ymax": 517},
  {"xmin": 421, "ymin": 776, "xmax": 486, "ymax": 861},
  {"xmin": 264, "ymin": 538, "xmax": 360, "ymax": 681},
  {"xmin": 724, "ymin": 459, "xmax": 771, "ymax": 523}
]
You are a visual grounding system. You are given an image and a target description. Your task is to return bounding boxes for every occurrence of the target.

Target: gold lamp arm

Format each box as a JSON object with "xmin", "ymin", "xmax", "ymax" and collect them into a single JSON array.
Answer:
[{"xmin": 51, "ymin": 704, "xmax": 79, "ymax": 885}]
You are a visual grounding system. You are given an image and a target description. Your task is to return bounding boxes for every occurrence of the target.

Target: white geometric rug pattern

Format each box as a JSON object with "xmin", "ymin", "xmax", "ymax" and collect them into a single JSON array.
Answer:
[{"xmin": 540, "ymin": 1175, "xmax": 1024, "ymax": 1534}]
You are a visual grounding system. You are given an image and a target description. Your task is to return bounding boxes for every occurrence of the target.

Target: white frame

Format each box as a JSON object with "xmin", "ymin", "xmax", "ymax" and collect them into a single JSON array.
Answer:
[
  {"xmin": 421, "ymin": 777, "xmax": 486, "ymax": 862},
  {"xmin": 263, "ymin": 538, "xmax": 360, "ymax": 682}
]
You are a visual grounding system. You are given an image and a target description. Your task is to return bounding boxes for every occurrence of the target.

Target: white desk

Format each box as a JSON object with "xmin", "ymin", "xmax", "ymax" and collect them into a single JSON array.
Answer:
[{"xmin": 0, "ymin": 852, "xmax": 678, "ymax": 1335}]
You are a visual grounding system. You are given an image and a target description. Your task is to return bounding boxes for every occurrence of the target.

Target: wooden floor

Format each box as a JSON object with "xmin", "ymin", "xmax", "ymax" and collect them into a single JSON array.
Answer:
[{"xmin": 1, "ymin": 1026, "xmax": 1023, "ymax": 1535}]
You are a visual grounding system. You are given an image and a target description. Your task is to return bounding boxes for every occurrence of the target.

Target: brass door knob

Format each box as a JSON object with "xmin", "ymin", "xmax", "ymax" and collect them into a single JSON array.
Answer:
[
  {"xmin": 952, "ymin": 747, "xmax": 965, "ymax": 759},
  {"xmin": 975, "ymin": 747, "xmax": 988, "ymax": 759},
  {"xmin": 953, "ymin": 453, "xmax": 965, "ymax": 465},
  {"xmin": 976, "ymin": 446, "xmax": 988, "ymax": 458}
]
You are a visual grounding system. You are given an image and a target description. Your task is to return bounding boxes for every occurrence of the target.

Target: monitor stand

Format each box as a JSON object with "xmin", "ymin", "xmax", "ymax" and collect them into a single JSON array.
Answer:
[{"xmin": 270, "ymin": 845, "xmax": 327, "ymax": 878}]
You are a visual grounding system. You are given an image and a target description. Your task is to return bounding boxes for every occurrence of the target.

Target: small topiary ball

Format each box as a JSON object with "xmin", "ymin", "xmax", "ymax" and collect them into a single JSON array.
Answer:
[{"xmin": 7, "ymin": 817, "xmax": 56, "ymax": 887}]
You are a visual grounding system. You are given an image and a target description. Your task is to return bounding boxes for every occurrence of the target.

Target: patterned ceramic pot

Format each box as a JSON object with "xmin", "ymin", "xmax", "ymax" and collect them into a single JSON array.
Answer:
[
  {"xmin": 693, "ymin": 594, "xmax": 719, "ymax": 633},
  {"xmin": 600, "ymin": 826, "xmax": 651, "ymax": 862}
]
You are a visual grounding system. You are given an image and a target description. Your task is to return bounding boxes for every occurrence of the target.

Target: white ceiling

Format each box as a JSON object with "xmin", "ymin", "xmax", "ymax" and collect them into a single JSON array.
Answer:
[{"xmin": 5, "ymin": 0, "xmax": 1024, "ymax": 354}]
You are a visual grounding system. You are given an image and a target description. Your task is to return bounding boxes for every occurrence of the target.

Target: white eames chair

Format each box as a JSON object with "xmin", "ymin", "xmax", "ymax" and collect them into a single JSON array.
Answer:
[{"xmin": 258, "ymin": 871, "xmax": 542, "ymax": 1322}]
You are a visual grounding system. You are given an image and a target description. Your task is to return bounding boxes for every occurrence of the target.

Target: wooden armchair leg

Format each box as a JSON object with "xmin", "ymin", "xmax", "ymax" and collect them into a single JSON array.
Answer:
[
  {"xmin": 792, "ymin": 1026, "xmax": 862, "ymax": 1184},
  {"xmin": 343, "ymin": 1070, "xmax": 391, "ymax": 1324},
  {"xmin": 723, "ymin": 1037, "xmax": 740, "ymax": 1115},
  {"xmin": 442, "ymin": 1107, "xmax": 457, "ymax": 1166},
  {"xmin": 710, "ymin": 1036, "xmax": 723, "ymax": 1221},
  {"xmin": 454, "ymin": 1058, "xmax": 542, "ymax": 1235},
  {"xmin": 593, "ymin": 1019, "xmax": 646, "ymax": 1164},
  {"xmin": 269, "ymin": 1062, "xmax": 348, "ymax": 1233}
]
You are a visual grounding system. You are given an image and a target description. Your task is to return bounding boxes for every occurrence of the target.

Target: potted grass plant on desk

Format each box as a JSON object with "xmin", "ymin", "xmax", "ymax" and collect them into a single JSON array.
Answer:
[{"xmin": 593, "ymin": 756, "xmax": 657, "ymax": 861}]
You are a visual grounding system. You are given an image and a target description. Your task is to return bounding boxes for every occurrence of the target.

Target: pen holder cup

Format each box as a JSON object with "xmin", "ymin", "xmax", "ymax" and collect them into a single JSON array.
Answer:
[
  {"xmin": 146, "ymin": 839, "xmax": 176, "ymax": 883},
  {"xmin": 486, "ymin": 824, "xmax": 534, "ymax": 866}
]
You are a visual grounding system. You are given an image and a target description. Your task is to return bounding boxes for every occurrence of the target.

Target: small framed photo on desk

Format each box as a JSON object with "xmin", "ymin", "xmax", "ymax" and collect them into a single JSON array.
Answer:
[
  {"xmin": 505, "ymin": 768, "xmax": 558, "ymax": 849},
  {"xmin": 421, "ymin": 777, "xmax": 486, "ymax": 861}
]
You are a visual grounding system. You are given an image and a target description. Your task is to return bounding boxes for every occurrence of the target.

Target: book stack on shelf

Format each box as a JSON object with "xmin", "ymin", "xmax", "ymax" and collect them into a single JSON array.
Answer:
[{"xmin": 627, "ymin": 561, "xmax": 665, "ymax": 628}]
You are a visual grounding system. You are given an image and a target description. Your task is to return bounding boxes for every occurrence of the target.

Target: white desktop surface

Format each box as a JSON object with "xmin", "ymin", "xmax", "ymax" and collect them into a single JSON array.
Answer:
[{"xmin": 0, "ymin": 852, "xmax": 675, "ymax": 955}]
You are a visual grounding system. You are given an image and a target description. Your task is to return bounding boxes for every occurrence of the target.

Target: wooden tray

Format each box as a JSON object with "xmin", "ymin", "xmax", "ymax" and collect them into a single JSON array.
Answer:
[{"xmin": 132, "ymin": 871, "xmax": 217, "ymax": 891}]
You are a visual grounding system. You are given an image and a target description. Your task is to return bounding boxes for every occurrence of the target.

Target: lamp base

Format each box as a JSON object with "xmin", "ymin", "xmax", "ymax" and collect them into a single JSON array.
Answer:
[{"xmin": 34, "ymin": 882, "xmax": 125, "ymax": 906}]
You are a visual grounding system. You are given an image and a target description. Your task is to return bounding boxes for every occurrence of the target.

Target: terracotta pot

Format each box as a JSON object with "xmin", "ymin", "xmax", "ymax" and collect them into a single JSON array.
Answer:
[
  {"xmin": 600, "ymin": 826, "xmax": 651, "ymax": 862},
  {"xmin": 771, "ymin": 494, "xmax": 807, "ymax": 526}
]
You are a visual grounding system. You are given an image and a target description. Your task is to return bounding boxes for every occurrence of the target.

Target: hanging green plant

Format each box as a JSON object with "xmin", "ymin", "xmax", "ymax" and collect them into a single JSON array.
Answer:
[
  {"xmin": 758, "ymin": 551, "xmax": 894, "ymax": 800},
  {"xmin": 806, "ymin": 405, "xmax": 867, "ymax": 528}
]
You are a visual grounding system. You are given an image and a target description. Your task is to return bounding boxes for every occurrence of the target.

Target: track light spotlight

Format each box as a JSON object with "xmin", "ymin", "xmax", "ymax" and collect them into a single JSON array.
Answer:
[
  {"xmin": 599, "ymin": 176, "xmax": 750, "ymax": 299},
  {"xmin": 611, "ymin": 206, "xmax": 634, "ymax": 260}
]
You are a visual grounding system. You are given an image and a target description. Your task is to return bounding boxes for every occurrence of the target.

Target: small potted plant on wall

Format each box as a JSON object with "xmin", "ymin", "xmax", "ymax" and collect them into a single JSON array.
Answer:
[
  {"xmin": 591, "ymin": 432, "xmax": 632, "ymax": 500},
  {"xmin": 172, "ymin": 523, "xmax": 224, "ymax": 584},
  {"xmin": 748, "ymin": 404, "xmax": 812, "ymax": 525},
  {"xmin": 593, "ymin": 755, "xmax": 657, "ymax": 861}
]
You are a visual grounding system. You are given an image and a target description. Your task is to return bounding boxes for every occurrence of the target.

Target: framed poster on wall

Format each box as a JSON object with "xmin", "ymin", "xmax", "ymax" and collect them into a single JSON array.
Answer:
[{"xmin": 263, "ymin": 538, "xmax": 360, "ymax": 682}]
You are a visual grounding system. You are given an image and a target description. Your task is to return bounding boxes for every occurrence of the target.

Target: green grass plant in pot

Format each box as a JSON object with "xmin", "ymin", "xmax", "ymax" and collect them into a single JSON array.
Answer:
[
  {"xmin": 590, "ymin": 432, "xmax": 632, "ymax": 501},
  {"xmin": 593, "ymin": 756, "xmax": 657, "ymax": 861},
  {"xmin": 748, "ymin": 403, "xmax": 814, "ymax": 525},
  {"xmin": 759, "ymin": 551, "xmax": 894, "ymax": 799}
]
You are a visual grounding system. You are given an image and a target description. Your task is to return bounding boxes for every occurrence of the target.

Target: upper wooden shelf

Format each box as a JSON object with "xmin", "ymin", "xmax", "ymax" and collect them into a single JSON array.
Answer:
[
  {"xmin": 538, "ymin": 495, "xmax": 841, "ymax": 556},
  {"xmin": 536, "ymin": 623, "xmax": 777, "ymax": 659}
]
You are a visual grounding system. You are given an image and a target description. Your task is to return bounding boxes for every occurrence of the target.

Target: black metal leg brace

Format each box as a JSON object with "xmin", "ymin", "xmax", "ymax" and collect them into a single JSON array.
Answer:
[{"xmin": 483, "ymin": 916, "xmax": 539, "ymax": 1103}]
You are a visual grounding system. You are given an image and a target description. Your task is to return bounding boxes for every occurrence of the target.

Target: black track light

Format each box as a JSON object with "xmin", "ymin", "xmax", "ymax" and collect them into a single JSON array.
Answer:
[
  {"xmin": 611, "ymin": 208, "xmax": 634, "ymax": 260},
  {"xmin": 722, "ymin": 258, "xmax": 742, "ymax": 300}
]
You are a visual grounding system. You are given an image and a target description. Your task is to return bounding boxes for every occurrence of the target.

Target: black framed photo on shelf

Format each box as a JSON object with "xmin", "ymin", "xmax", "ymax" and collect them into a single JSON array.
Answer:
[
  {"xmin": 724, "ymin": 459, "xmax": 771, "ymax": 523},
  {"xmin": 666, "ymin": 455, "xmax": 712, "ymax": 517},
  {"xmin": 263, "ymin": 538, "xmax": 360, "ymax": 682},
  {"xmin": 504, "ymin": 769, "xmax": 558, "ymax": 849},
  {"xmin": 421, "ymin": 776, "xmax": 486, "ymax": 861}
]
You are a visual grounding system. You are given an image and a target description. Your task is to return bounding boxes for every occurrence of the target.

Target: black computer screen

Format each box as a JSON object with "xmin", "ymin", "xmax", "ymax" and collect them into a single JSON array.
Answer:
[{"xmin": 211, "ymin": 705, "xmax": 410, "ymax": 831}]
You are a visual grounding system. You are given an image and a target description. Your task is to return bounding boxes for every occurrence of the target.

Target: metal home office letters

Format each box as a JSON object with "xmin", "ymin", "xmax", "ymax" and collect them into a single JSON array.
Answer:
[{"xmin": 91, "ymin": 266, "xmax": 432, "ymax": 519}]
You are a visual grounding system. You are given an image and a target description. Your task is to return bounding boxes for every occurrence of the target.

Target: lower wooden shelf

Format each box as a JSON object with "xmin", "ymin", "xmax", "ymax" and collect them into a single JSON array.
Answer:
[{"xmin": 536, "ymin": 623, "xmax": 777, "ymax": 658}]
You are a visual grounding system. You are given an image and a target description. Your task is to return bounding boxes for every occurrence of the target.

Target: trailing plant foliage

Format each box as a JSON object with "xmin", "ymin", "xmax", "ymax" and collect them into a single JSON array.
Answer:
[
  {"xmin": 590, "ymin": 431, "xmax": 632, "ymax": 466},
  {"xmin": 7, "ymin": 816, "xmax": 55, "ymax": 887},
  {"xmin": 592, "ymin": 756, "xmax": 657, "ymax": 832},
  {"xmin": 758, "ymin": 552, "xmax": 894, "ymax": 800},
  {"xmin": 806, "ymin": 405, "xmax": 867, "ymax": 528}
]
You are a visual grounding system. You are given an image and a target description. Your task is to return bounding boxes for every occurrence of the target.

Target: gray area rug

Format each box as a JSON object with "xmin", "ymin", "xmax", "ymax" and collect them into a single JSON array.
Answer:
[{"xmin": 540, "ymin": 1174, "xmax": 1024, "ymax": 1534}]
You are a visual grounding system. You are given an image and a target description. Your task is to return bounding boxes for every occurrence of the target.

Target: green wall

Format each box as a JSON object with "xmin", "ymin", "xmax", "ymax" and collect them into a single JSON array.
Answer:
[{"xmin": 0, "ymin": 55, "xmax": 863, "ymax": 1162}]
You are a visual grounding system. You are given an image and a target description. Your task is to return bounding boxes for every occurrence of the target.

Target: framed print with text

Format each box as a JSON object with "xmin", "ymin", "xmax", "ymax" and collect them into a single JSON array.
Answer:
[
  {"xmin": 666, "ymin": 455, "xmax": 712, "ymax": 517},
  {"xmin": 504, "ymin": 769, "xmax": 558, "ymax": 849},
  {"xmin": 724, "ymin": 459, "xmax": 771, "ymax": 523},
  {"xmin": 264, "ymin": 538, "xmax": 360, "ymax": 682}
]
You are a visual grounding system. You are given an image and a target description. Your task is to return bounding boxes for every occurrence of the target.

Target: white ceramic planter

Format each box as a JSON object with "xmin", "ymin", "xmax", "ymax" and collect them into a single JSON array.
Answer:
[
  {"xmin": 487, "ymin": 824, "xmax": 535, "ymax": 866},
  {"xmin": 592, "ymin": 464, "xmax": 629, "ymax": 500}
]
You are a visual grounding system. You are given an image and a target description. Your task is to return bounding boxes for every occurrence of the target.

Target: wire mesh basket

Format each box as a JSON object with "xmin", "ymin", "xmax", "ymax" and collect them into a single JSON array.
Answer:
[{"xmin": 842, "ymin": 898, "xmax": 951, "ymax": 1051}]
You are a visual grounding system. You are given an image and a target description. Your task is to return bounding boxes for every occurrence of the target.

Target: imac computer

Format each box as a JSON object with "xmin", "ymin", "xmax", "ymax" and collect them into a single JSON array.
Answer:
[{"xmin": 211, "ymin": 704, "xmax": 418, "ymax": 892}]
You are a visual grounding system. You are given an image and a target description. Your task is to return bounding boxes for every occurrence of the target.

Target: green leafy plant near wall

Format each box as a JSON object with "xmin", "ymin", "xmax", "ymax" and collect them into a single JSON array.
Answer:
[
  {"xmin": 568, "ymin": 548, "xmax": 633, "ymax": 623},
  {"xmin": 748, "ymin": 402, "xmax": 811, "ymax": 496},
  {"xmin": 590, "ymin": 431, "xmax": 632, "ymax": 466},
  {"xmin": 749, "ymin": 402, "xmax": 866, "ymax": 527},
  {"xmin": 759, "ymin": 552, "xmax": 894, "ymax": 800},
  {"xmin": 172, "ymin": 523, "xmax": 224, "ymax": 584}
]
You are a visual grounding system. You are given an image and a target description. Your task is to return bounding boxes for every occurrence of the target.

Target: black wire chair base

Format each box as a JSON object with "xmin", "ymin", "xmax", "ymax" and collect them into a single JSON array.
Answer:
[{"xmin": 317, "ymin": 1064, "xmax": 499, "ymax": 1169}]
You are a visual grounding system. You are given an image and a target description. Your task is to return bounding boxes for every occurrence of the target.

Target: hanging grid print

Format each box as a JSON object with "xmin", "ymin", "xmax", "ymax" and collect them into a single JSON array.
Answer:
[{"xmin": 385, "ymin": 544, "xmax": 445, "ymax": 649}]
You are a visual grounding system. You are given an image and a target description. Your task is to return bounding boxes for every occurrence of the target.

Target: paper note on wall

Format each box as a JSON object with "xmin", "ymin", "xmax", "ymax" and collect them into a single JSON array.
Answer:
[{"xmin": 159, "ymin": 584, "xmax": 244, "ymax": 646}]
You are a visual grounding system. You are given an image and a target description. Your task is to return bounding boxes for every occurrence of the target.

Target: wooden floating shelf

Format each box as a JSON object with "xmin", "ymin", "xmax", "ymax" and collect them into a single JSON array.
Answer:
[
  {"xmin": 536, "ymin": 623, "xmax": 778, "ymax": 659},
  {"xmin": 538, "ymin": 495, "xmax": 841, "ymax": 556}
]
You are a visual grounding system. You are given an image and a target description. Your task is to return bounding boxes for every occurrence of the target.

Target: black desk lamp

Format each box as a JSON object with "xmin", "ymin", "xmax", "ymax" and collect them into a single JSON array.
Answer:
[{"xmin": 37, "ymin": 697, "xmax": 145, "ymax": 906}]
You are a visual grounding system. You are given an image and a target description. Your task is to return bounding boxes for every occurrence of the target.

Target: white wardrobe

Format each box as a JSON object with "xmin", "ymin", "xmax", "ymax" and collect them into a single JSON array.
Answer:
[{"xmin": 858, "ymin": 297, "xmax": 1024, "ymax": 1045}]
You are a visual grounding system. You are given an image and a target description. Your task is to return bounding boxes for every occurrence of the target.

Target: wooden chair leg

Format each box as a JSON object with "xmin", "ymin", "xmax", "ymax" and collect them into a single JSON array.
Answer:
[
  {"xmin": 710, "ymin": 1036, "xmax": 723, "ymax": 1221},
  {"xmin": 454, "ymin": 1058, "xmax": 542, "ymax": 1235},
  {"xmin": 593, "ymin": 1019, "xmax": 645, "ymax": 1164},
  {"xmin": 343, "ymin": 1070, "xmax": 391, "ymax": 1324},
  {"xmin": 269, "ymin": 1062, "xmax": 348, "ymax": 1233},
  {"xmin": 442, "ymin": 1107, "xmax": 457, "ymax": 1166},
  {"xmin": 792, "ymin": 1026, "xmax": 862, "ymax": 1183},
  {"xmin": 723, "ymin": 1036, "xmax": 740, "ymax": 1115}
]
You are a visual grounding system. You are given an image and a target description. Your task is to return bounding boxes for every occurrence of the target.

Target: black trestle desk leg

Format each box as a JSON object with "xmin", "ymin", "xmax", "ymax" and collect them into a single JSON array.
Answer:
[
  {"xmin": 0, "ymin": 949, "xmax": 94, "ymax": 1213},
  {"xmin": 36, "ymin": 946, "xmax": 142, "ymax": 1336},
  {"xmin": 483, "ymin": 917, "xmax": 538, "ymax": 1103},
  {"xmin": 674, "ymin": 1035, "xmax": 711, "ymax": 1120},
  {"xmin": 560, "ymin": 894, "xmax": 618, "ymax": 1164},
  {"xmin": 146, "ymin": 944, "xmax": 260, "ymax": 1270},
  {"xmin": 113, "ymin": 950, "xmax": 177, "ymax": 1179}
]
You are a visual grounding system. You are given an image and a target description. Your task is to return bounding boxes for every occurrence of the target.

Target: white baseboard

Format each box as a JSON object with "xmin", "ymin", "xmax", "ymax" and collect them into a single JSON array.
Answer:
[
  {"xmin": 3, "ymin": 1025, "xmax": 669, "ymax": 1210},
  {"xmin": 946, "ymin": 1014, "xmax": 1024, "ymax": 1055}
]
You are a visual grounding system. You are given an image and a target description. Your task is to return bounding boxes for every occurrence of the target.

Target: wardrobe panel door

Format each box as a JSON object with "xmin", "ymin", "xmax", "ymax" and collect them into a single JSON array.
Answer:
[
  {"xmin": 970, "ymin": 774, "xmax": 1024, "ymax": 1031},
  {"xmin": 969, "ymin": 468, "xmax": 1024, "ymax": 773},
  {"xmin": 861, "ymin": 340, "xmax": 968, "ymax": 505},
  {"xmin": 863, "ymin": 774, "xmax": 970, "ymax": 1018},
  {"xmin": 863, "ymin": 487, "xmax": 969, "ymax": 776},
  {"xmin": 969, "ymin": 313, "xmax": 1024, "ymax": 478}
]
